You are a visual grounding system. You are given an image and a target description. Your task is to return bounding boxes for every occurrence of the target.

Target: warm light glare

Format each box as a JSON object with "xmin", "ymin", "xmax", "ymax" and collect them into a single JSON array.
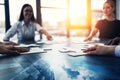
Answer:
[
  {"xmin": 69, "ymin": 0, "xmax": 87, "ymax": 19},
  {"xmin": 68, "ymin": 0, "xmax": 87, "ymax": 26},
  {"xmin": 91, "ymin": 0, "xmax": 106, "ymax": 10},
  {"xmin": 43, "ymin": 52, "xmax": 68, "ymax": 69}
]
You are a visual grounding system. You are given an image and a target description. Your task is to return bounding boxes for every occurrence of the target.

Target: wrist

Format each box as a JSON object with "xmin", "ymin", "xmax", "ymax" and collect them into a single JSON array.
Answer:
[{"xmin": 107, "ymin": 46, "xmax": 115, "ymax": 55}]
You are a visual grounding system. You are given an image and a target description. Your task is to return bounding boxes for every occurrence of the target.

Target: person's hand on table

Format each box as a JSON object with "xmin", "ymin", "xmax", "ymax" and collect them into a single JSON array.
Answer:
[
  {"xmin": 84, "ymin": 36, "xmax": 92, "ymax": 42},
  {"xmin": 46, "ymin": 35, "xmax": 53, "ymax": 41},
  {"xmin": 0, "ymin": 45, "xmax": 29, "ymax": 55},
  {"xmin": 83, "ymin": 45, "xmax": 115, "ymax": 56}
]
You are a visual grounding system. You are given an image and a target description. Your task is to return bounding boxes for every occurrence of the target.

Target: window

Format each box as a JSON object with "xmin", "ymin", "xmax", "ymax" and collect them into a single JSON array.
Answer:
[
  {"xmin": 0, "ymin": 4, "xmax": 5, "ymax": 28},
  {"xmin": 69, "ymin": 0, "xmax": 87, "ymax": 27},
  {"xmin": 41, "ymin": 0, "xmax": 89, "ymax": 37},
  {"xmin": 0, "ymin": 1, "xmax": 5, "ymax": 40},
  {"xmin": 2, "ymin": 0, "xmax": 107, "ymax": 39},
  {"xmin": 0, "ymin": 1, "xmax": 5, "ymax": 28},
  {"xmin": 41, "ymin": 0, "xmax": 67, "ymax": 36},
  {"xmin": 67, "ymin": 0, "xmax": 88, "ymax": 37}
]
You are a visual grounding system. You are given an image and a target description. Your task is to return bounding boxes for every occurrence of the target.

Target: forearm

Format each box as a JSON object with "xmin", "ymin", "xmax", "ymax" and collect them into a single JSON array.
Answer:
[
  {"xmin": 39, "ymin": 29, "xmax": 52, "ymax": 40},
  {"xmin": 39, "ymin": 29, "xmax": 49, "ymax": 36},
  {"xmin": 106, "ymin": 46, "xmax": 115, "ymax": 56},
  {"xmin": 89, "ymin": 28, "xmax": 98, "ymax": 38},
  {"xmin": 3, "ymin": 29, "xmax": 16, "ymax": 41}
]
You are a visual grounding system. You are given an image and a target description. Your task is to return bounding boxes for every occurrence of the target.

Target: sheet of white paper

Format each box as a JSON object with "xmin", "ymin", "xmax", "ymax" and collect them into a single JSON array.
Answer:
[
  {"xmin": 43, "ymin": 48, "xmax": 52, "ymax": 51},
  {"xmin": 59, "ymin": 47, "xmax": 76, "ymax": 53},
  {"xmin": 15, "ymin": 44, "xmax": 41, "ymax": 48},
  {"xmin": 21, "ymin": 48, "xmax": 46, "ymax": 54}
]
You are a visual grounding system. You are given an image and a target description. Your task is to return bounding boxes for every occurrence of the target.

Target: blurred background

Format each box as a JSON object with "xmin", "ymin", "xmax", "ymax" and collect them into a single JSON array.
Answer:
[{"xmin": 0, "ymin": 0, "xmax": 119, "ymax": 40}]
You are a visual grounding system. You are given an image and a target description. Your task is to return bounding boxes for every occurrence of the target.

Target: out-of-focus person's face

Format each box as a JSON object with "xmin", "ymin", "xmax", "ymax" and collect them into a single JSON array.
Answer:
[
  {"xmin": 103, "ymin": 3, "xmax": 114, "ymax": 16},
  {"xmin": 23, "ymin": 6, "xmax": 33, "ymax": 21}
]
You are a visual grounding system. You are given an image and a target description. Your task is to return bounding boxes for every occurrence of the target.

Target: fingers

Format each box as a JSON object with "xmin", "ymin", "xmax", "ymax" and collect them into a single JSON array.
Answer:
[
  {"xmin": 17, "ymin": 48, "xmax": 29, "ymax": 52},
  {"xmin": 6, "ymin": 48, "xmax": 29, "ymax": 55},
  {"xmin": 84, "ymin": 36, "xmax": 92, "ymax": 42},
  {"xmin": 86, "ymin": 50, "xmax": 96, "ymax": 55},
  {"xmin": 7, "ymin": 50, "xmax": 20, "ymax": 55},
  {"xmin": 0, "ymin": 43, "xmax": 29, "ymax": 55},
  {"xmin": 47, "ymin": 35, "xmax": 53, "ymax": 41},
  {"xmin": 83, "ymin": 46, "xmax": 96, "ymax": 52},
  {"xmin": 0, "ymin": 48, "xmax": 20, "ymax": 55},
  {"xmin": 84, "ymin": 38, "xmax": 90, "ymax": 42},
  {"xmin": 10, "ymin": 47, "xmax": 29, "ymax": 53},
  {"xmin": 2, "ymin": 46, "xmax": 29, "ymax": 55}
]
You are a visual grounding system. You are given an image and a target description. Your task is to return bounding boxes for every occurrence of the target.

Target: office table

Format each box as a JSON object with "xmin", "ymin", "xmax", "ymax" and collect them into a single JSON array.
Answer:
[{"xmin": 0, "ymin": 37, "xmax": 120, "ymax": 80}]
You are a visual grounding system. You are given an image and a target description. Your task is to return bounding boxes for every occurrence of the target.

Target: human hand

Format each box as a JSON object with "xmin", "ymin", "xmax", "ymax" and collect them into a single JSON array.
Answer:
[
  {"xmin": 0, "ymin": 45, "xmax": 29, "ymax": 55},
  {"xmin": 84, "ymin": 36, "xmax": 92, "ymax": 42},
  {"xmin": 83, "ymin": 45, "xmax": 115, "ymax": 56},
  {"xmin": 46, "ymin": 35, "xmax": 53, "ymax": 41},
  {"xmin": 104, "ymin": 37, "xmax": 120, "ymax": 45}
]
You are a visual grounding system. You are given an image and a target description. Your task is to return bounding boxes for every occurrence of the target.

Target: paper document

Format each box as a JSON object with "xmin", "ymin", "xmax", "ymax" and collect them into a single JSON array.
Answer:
[
  {"xmin": 21, "ymin": 48, "xmax": 46, "ymax": 54},
  {"xmin": 15, "ymin": 44, "xmax": 41, "ymax": 48}
]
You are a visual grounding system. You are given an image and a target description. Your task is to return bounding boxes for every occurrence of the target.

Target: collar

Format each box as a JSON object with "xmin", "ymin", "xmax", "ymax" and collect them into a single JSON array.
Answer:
[{"xmin": 21, "ymin": 20, "xmax": 33, "ymax": 26}]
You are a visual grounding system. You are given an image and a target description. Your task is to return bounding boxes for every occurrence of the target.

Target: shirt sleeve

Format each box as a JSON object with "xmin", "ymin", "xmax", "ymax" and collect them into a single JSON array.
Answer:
[
  {"xmin": 3, "ymin": 22, "xmax": 18, "ymax": 41},
  {"xmin": 95, "ymin": 20, "xmax": 102, "ymax": 29},
  {"xmin": 115, "ymin": 45, "xmax": 120, "ymax": 57},
  {"xmin": 34, "ymin": 23, "xmax": 42, "ymax": 32}
]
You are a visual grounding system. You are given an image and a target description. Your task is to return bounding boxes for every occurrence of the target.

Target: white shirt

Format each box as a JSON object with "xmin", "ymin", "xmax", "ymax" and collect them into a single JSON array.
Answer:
[
  {"xmin": 3, "ymin": 21, "xmax": 42, "ymax": 42},
  {"xmin": 115, "ymin": 45, "xmax": 120, "ymax": 57}
]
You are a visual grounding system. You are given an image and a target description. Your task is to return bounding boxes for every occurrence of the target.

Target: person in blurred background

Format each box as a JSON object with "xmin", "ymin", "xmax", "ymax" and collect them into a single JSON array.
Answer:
[
  {"xmin": 84, "ymin": 0, "xmax": 120, "ymax": 41},
  {"xmin": 3, "ymin": 4, "xmax": 52, "ymax": 44}
]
